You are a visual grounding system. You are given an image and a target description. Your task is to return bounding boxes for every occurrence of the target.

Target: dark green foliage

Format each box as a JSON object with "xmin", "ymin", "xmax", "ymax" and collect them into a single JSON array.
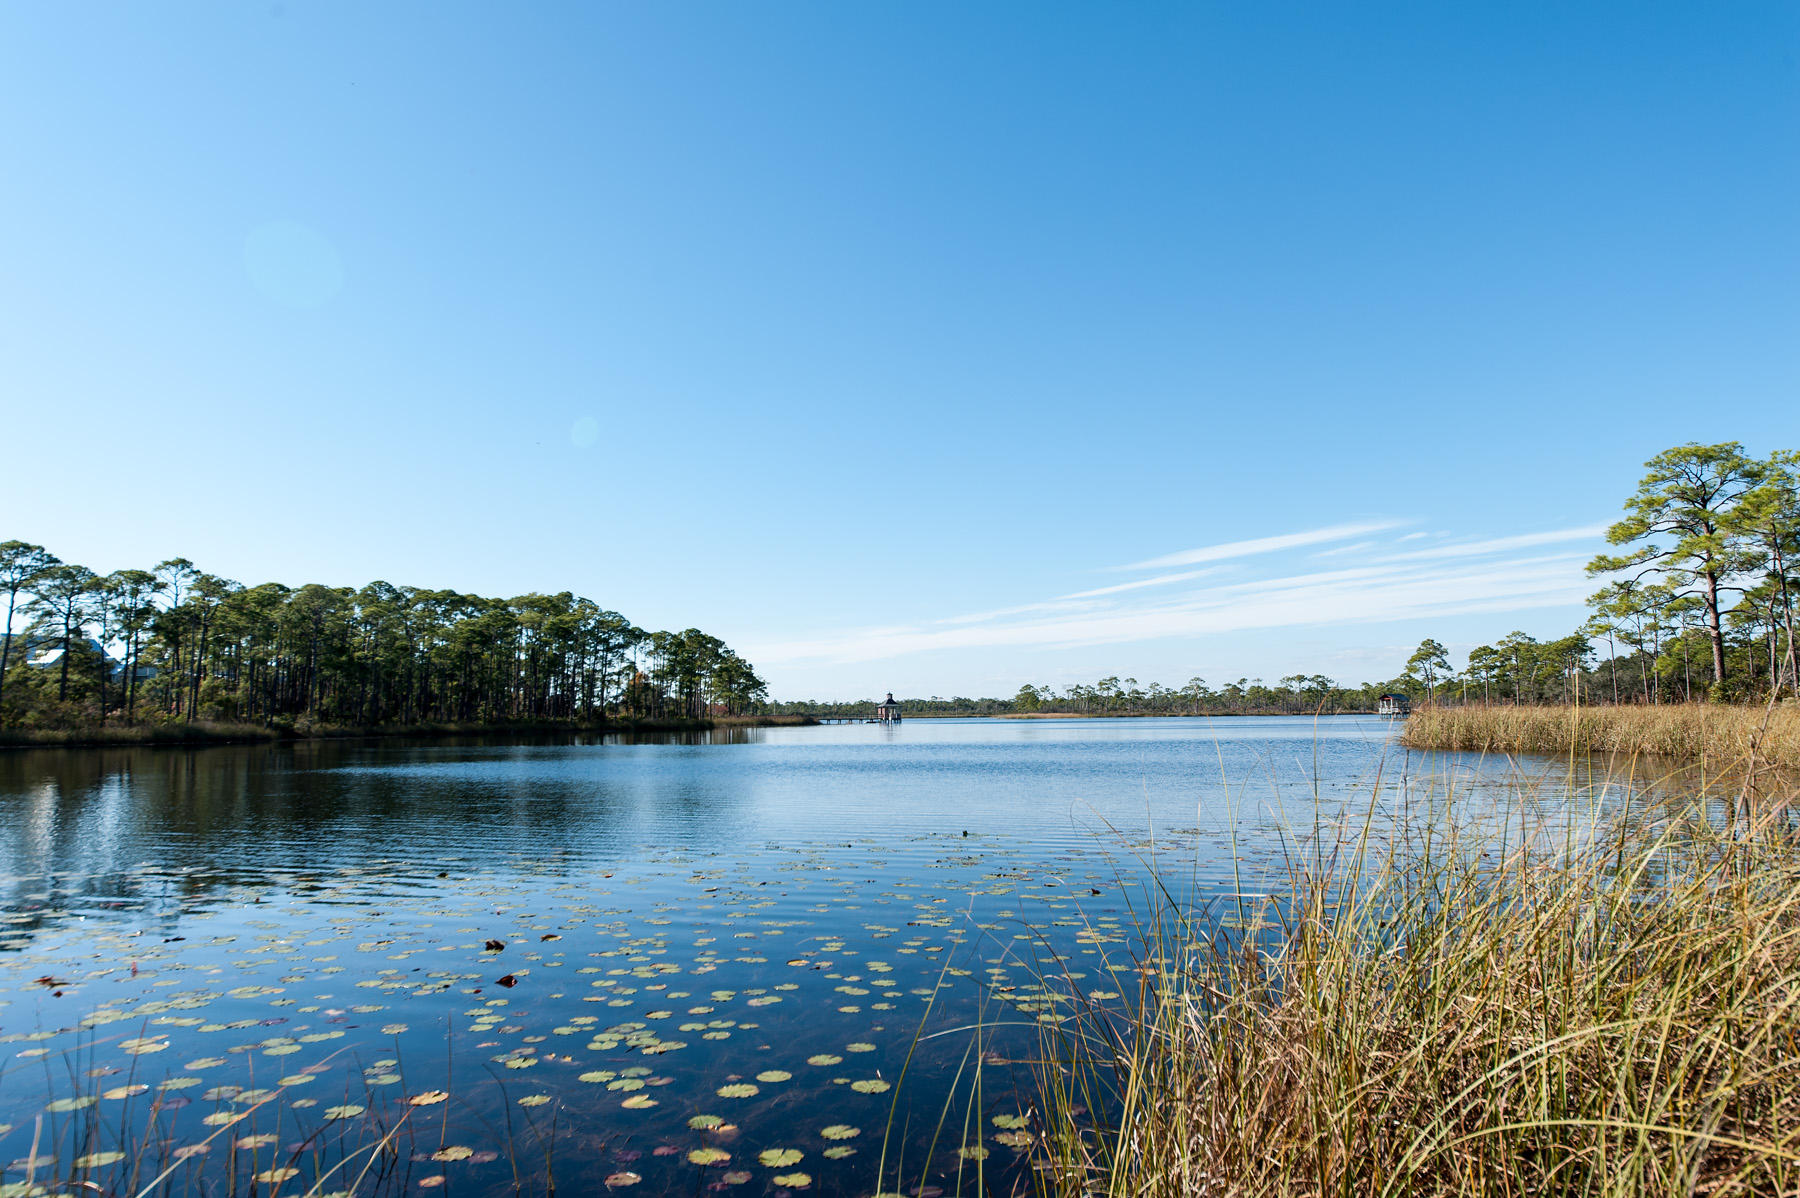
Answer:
[{"xmin": 0, "ymin": 544, "xmax": 767, "ymax": 730}]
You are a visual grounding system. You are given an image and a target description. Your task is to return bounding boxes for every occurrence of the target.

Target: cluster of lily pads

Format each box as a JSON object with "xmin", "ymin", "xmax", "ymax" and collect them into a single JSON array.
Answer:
[{"xmin": 0, "ymin": 832, "xmax": 1176, "ymax": 1195}]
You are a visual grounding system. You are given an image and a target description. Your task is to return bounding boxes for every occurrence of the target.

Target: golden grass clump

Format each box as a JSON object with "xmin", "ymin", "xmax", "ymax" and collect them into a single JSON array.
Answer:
[
  {"xmin": 1401, "ymin": 702, "xmax": 1800, "ymax": 769},
  {"xmin": 1037, "ymin": 780, "xmax": 1800, "ymax": 1197}
]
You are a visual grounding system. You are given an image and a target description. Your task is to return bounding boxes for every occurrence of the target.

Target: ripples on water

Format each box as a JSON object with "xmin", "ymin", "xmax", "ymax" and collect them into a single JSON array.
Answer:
[{"xmin": 0, "ymin": 717, "xmax": 1638, "ymax": 1195}]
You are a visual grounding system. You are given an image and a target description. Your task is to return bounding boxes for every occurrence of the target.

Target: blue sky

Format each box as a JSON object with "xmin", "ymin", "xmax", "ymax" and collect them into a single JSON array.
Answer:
[{"xmin": 2, "ymin": 4, "xmax": 1796, "ymax": 699}]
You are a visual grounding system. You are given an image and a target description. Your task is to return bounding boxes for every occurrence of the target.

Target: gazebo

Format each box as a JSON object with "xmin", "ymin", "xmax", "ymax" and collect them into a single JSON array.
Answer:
[{"xmin": 876, "ymin": 692, "xmax": 902, "ymax": 723}]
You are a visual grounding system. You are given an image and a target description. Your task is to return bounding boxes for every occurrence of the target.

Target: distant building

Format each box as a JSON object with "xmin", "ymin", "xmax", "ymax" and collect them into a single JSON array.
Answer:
[
  {"xmin": 1377, "ymin": 693, "xmax": 1411, "ymax": 717},
  {"xmin": 20, "ymin": 637, "xmax": 136, "ymax": 680},
  {"xmin": 876, "ymin": 692, "xmax": 902, "ymax": 723}
]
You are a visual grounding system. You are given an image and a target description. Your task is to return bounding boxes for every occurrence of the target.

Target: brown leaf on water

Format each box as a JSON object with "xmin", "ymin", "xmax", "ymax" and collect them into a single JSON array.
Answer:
[
  {"xmin": 496, "ymin": 973, "xmax": 518, "ymax": 988},
  {"xmin": 485, "ymin": 939, "xmax": 506, "ymax": 951}
]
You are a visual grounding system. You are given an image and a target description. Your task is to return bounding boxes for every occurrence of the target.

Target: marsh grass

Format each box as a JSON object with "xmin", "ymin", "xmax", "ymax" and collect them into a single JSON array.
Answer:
[
  {"xmin": 1027, "ymin": 754, "xmax": 1800, "ymax": 1197},
  {"xmin": 0, "ymin": 721, "xmax": 282, "ymax": 749},
  {"xmin": 1403, "ymin": 701, "xmax": 1800, "ymax": 769}
]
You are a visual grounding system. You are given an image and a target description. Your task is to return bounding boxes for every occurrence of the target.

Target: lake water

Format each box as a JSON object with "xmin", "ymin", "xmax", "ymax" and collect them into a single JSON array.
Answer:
[{"xmin": 0, "ymin": 717, "xmax": 1618, "ymax": 1196}]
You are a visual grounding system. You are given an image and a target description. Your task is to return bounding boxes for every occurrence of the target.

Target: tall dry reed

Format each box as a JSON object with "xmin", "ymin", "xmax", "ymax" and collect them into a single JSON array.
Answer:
[
  {"xmin": 1402, "ymin": 702, "xmax": 1800, "ymax": 770},
  {"xmin": 1033, "ymin": 766, "xmax": 1800, "ymax": 1197}
]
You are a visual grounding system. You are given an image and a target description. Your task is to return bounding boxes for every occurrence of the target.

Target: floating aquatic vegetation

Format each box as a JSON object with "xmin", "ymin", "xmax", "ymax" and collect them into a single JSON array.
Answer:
[{"xmin": 0, "ymin": 729, "xmax": 1297, "ymax": 1198}]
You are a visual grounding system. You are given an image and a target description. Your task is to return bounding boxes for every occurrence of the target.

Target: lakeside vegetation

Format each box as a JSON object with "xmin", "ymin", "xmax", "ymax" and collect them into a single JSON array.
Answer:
[
  {"xmin": 1393, "ymin": 443, "xmax": 1800, "ymax": 766},
  {"xmin": 0, "ymin": 712, "xmax": 815, "ymax": 751},
  {"xmin": 1037, "ymin": 765, "xmax": 1800, "ymax": 1197},
  {"xmin": 0, "ymin": 543, "xmax": 770, "ymax": 739},
  {"xmin": 1403, "ymin": 702, "xmax": 1800, "ymax": 769}
]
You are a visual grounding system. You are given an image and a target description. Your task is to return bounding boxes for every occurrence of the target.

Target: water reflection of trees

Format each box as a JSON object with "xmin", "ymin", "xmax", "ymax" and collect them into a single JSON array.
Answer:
[
  {"xmin": 0, "ymin": 734, "xmax": 770, "ymax": 947},
  {"xmin": 1, "ymin": 730, "xmax": 1757, "ymax": 955}
]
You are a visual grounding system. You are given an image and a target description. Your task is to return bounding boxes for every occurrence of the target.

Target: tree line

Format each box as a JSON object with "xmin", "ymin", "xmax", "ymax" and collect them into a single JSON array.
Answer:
[
  {"xmin": 0, "ymin": 544, "xmax": 768, "ymax": 730},
  {"xmin": 1418, "ymin": 442, "xmax": 1796, "ymax": 705},
  {"xmin": 770, "ymin": 674, "xmax": 1404, "ymax": 719}
]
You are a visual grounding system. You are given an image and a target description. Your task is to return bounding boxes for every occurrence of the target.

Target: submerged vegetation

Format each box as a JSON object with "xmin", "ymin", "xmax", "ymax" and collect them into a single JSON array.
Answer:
[
  {"xmin": 1035, "ymin": 761, "xmax": 1800, "ymax": 1197},
  {"xmin": 0, "ymin": 541, "xmax": 768, "ymax": 736}
]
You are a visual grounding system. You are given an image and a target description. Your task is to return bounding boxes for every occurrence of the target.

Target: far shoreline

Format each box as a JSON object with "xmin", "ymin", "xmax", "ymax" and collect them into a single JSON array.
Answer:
[
  {"xmin": 840, "ymin": 709, "xmax": 1380, "ymax": 720},
  {"xmin": 0, "ymin": 713, "xmax": 818, "ymax": 753}
]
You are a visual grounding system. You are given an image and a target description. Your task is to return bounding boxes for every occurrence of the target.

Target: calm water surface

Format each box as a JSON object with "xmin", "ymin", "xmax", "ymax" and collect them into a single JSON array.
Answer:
[{"xmin": 0, "ymin": 717, "xmax": 1611, "ymax": 1196}]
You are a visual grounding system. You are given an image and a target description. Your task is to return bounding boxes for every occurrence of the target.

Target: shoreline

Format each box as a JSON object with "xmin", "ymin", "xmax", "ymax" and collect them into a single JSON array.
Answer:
[{"xmin": 0, "ymin": 713, "xmax": 818, "ymax": 752}]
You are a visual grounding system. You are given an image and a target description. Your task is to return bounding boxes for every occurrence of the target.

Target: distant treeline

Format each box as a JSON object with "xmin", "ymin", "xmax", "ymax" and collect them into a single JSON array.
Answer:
[
  {"xmin": 769, "ymin": 675, "xmax": 1394, "ymax": 719},
  {"xmin": 0, "ymin": 543, "xmax": 768, "ymax": 731}
]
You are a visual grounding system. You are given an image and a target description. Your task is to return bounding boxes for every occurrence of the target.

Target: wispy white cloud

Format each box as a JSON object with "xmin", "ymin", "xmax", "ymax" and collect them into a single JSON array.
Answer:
[
  {"xmin": 1371, "ymin": 524, "xmax": 1608, "ymax": 563},
  {"xmin": 747, "ymin": 551, "xmax": 1593, "ymax": 666},
  {"xmin": 1310, "ymin": 539, "xmax": 1379, "ymax": 559},
  {"xmin": 933, "ymin": 598, "xmax": 1101, "ymax": 626},
  {"xmin": 1059, "ymin": 568, "xmax": 1221, "ymax": 599},
  {"xmin": 1118, "ymin": 520, "xmax": 1405, "ymax": 571}
]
